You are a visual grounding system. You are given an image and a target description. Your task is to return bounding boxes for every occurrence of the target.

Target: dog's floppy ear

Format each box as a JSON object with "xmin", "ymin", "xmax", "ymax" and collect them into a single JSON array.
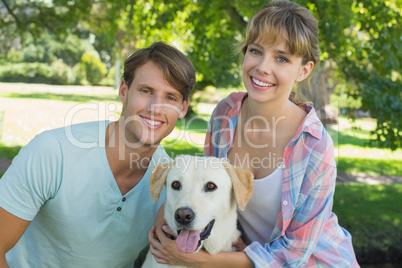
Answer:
[
  {"xmin": 221, "ymin": 161, "xmax": 254, "ymax": 210},
  {"xmin": 149, "ymin": 161, "xmax": 175, "ymax": 203}
]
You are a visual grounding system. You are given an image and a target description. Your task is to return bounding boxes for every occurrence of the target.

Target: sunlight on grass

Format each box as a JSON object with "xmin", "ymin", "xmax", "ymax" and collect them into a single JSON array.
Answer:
[
  {"xmin": 337, "ymin": 157, "xmax": 402, "ymax": 176},
  {"xmin": 329, "ymin": 116, "xmax": 402, "ymax": 160},
  {"xmin": 0, "ymin": 82, "xmax": 117, "ymax": 96},
  {"xmin": 193, "ymin": 102, "xmax": 217, "ymax": 117},
  {"xmin": 191, "ymin": 86, "xmax": 240, "ymax": 104},
  {"xmin": 2, "ymin": 92, "xmax": 119, "ymax": 103},
  {"xmin": 0, "ymin": 83, "xmax": 121, "ymax": 147},
  {"xmin": 174, "ymin": 117, "xmax": 208, "ymax": 134}
]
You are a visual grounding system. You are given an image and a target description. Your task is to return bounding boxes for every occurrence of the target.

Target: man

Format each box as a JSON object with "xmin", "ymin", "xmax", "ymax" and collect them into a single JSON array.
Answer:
[{"xmin": 0, "ymin": 42, "xmax": 196, "ymax": 267}]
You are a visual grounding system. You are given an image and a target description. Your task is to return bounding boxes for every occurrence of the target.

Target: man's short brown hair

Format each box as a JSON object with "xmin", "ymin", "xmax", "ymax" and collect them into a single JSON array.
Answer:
[{"xmin": 123, "ymin": 42, "xmax": 196, "ymax": 100}]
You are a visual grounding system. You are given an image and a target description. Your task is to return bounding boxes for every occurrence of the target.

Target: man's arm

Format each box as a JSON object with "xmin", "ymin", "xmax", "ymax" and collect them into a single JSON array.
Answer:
[{"xmin": 0, "ymin": 207, "xmax": 30, "ymax": 268}]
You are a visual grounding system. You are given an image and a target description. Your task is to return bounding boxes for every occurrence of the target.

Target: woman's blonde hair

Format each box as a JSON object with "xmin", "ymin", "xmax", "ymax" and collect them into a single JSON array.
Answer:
[{"xmin": 238, "ymin": 0, "xmax": 320, "ymax": 105}]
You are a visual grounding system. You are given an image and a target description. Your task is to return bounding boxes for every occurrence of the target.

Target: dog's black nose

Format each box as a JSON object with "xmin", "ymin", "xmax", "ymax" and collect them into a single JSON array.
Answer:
[{"xmin": 175, "ymin": 207, "xmax": 195, "ymax": 225}]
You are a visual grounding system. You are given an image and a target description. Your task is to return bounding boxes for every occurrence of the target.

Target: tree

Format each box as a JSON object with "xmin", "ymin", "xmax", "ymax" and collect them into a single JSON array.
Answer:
[
  {"xmin": 0, "ymin": 0, "xmax": 93, "ymax": 52},
  {"xmin": 310, "ymin": 0, "xmax": 401, "ymax": 150}
]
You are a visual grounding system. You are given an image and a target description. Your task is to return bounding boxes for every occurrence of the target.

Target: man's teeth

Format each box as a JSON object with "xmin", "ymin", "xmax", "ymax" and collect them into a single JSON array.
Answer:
[
  {"xmin": 252, "ymin": 77, "xmax": 274, "ymax": 87},
  {"xmin": 144, "ymin": 118, "xmax": 162, "ymax": 126}
]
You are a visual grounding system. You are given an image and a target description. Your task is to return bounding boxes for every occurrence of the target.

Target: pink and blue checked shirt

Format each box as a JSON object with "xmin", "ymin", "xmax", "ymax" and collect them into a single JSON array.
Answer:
[{"xmin": 204, "ymin": 92, "xmax": 359, "ymax": 267}]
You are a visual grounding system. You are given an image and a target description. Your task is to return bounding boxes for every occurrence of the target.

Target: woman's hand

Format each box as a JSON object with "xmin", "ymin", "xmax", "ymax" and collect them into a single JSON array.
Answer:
[
  {"xmin": 148, "ymin": 222, "xmax": 196, "ymax": 266},
  {"xmin": 232, "ymin": 237, "xmax": 248, "ymax": 252},
  {"xmin": 148, "ymin": 223, "xmax": 253, "ymax": 268},
  {"xmin": 149, "ymin": 204, "xmax": 196, "ymax": 266}
]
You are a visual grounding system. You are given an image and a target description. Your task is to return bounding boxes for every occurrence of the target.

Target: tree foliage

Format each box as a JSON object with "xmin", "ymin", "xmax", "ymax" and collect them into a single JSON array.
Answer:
[
  {"xmin": 80, "ymin": 51, "xmax": 107, "ymax": 85},
  {"xmin": 0, "ymin": 0, "xmax": 93, "ymax": 53},
  {"xmin": 310, "ymin": 0, "xmax": 401, "ymax": 150},
  {"xmin": 0, "ymin": 0, "xmax": 400, "ymax": 149}
]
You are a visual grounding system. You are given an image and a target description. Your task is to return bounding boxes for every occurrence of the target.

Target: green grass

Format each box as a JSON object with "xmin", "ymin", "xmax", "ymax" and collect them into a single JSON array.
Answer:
[
  {"xmin": 329, "ymin": 117, "xmax": 378, "ymax": 146},
  {"xmin": 175, "ymin": 117, "xmax": 209, "ymax": 134},
  {"xmin": 0, "ymin": 91, "xmax": 119, "ymax": 103},
  {"xmin": 161, "ymin": 139, "xmax": 204, "ymax": 158},
  {"xmin": 327, "ymin": 116, "xmax": 401, "ymax": 176},
  {"xmin": 328, "ymin": 116, "xmax": 401, "ymax": 157},
  {"xmin": 0, "ymin": 143, "xmax": 21, "ymax": 179},
  {"xmin": 0, "ymin": 143, "xmax": 21, "ymax": 159},
  {"xmin": 333, "ymin": 183, "xmax": 402, "ymax": 263},
  {"xmin": 337, "ymin": 157, "xmax": 402, "ymax": 176}
]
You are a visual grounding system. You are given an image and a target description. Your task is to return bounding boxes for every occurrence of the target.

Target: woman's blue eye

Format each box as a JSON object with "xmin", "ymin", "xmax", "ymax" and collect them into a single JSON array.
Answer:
[
  {"xmin": 249, "ymin": 48, "xmax": 261, "ymax": 55},
  {"xmin": 277, "ymin": 56, "xmax": 289, "ymax": 63}
]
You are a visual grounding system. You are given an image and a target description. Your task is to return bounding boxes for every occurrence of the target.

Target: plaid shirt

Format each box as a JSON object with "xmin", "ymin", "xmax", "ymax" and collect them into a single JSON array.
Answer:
[{"xmin": 204, "ymin": 92, "xmax": 359, "ymax": 268}]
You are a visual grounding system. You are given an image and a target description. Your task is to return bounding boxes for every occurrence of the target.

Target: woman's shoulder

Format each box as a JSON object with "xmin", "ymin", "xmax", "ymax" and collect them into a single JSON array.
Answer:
[
  {"xmin": 293, "ymin": 104, "xmax": 335, "ymax": 154},
  {"xmin": 213, "ymin": 91, "xmax": 247, "ymax": 116}
]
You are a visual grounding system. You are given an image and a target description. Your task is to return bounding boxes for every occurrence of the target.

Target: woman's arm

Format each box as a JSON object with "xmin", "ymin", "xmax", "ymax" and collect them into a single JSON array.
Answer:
[{"xmin": 242, "ymin": 141, "xmax": 339, "ymax": 267}]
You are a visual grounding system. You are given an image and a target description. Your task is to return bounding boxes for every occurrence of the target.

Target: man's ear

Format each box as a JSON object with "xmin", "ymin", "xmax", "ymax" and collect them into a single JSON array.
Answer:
[
  {"xmin": 296, "ymin": 61, "xmax": 314, "ymax": 82},
  {"xmin": 179, "ymin": 99, "xmax": 189, "ymax": 119},
  {"xmin": 119, "ymin": 80, "xmax": 128, "ymax": 103}
]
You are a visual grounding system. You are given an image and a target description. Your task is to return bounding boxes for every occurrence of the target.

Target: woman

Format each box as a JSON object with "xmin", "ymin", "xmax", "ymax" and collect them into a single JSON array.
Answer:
[{"xmin": 149, "ymin": 0, "xmax": 359, "ymax": 267}]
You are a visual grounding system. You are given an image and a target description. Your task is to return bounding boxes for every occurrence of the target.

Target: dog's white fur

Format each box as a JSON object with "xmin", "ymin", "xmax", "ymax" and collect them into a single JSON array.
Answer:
[{"xmin": 142, "ymin": 155, "xmax": 253, "ymax": 268}]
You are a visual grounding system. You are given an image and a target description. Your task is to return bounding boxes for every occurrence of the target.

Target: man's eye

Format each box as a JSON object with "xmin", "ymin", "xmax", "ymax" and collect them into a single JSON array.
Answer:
[
  {"xmin": 171, "ymin": 181, "xmax": 181, "ymax": 190},
  {"xmin": 167, "ymin": 96, "xmax": 177, "ymax": 101},
  {"xmin": 205, "ymin": 182, "xmax": 217, "ymax": 192}
]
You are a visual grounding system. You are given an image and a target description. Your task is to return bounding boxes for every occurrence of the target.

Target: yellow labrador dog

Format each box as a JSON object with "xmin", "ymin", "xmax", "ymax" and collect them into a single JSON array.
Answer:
[{"xmin": 142, "ymin": 155, "xmax": 253, "ymax": 268}]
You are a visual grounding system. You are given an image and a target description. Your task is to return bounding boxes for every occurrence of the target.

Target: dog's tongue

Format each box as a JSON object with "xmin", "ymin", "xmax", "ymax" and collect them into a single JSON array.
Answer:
[{"xmin": 176, "ymin": 229, "xmax": 200, "ymax": 253}]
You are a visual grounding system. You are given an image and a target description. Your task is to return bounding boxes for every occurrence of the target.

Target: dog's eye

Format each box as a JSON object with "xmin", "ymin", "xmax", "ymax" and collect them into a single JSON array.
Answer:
[
  {"xmin": 171, "ymin": 181, "xmax": 181, "ymax": 190},
  {"xmin": 205, "ymin": 182, "xmax": 217, "ymax": 192}
]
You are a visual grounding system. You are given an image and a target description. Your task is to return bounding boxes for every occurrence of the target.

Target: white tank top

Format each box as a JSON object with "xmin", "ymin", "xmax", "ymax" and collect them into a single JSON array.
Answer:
[{"xmin": 237, "ymin": 163, "xmax": 283, "ymax": 245}]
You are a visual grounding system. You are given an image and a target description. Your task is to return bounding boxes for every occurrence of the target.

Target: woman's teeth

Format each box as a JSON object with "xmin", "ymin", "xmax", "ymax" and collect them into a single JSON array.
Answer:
[{"xmin": 252, "ymin": 77, "xmax": 274, "ymax": 87}]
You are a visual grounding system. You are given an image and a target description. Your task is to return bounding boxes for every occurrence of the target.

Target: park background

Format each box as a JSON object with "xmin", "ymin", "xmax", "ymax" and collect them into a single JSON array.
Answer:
[{"xmin": 0, "ymin": 0, "xmax": 401, "ymax": 267}]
